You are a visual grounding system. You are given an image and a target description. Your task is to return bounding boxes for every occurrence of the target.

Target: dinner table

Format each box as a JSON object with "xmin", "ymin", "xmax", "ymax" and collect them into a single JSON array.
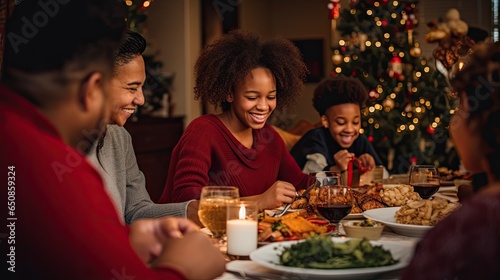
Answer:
[{"xmin": 212, "ymin": 180, "xmax": 462, "ymax": 280}]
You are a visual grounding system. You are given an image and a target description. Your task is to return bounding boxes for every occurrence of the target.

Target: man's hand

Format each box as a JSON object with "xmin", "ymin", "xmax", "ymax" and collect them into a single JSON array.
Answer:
[{"xmin": 129, "ymin": 217, "xmax": 199, "ymax": 264}]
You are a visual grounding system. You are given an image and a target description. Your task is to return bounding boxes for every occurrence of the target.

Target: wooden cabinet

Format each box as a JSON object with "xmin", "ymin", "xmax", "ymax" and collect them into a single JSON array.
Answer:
[{"xmin": 124, "ymin": 116, "xmax": 184, "ymax": 202}]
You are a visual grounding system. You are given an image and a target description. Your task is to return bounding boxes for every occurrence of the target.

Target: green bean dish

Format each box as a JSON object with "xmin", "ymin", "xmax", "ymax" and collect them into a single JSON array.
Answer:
[{"xmin": 279, "ymin": 235, "xmax": 399, "ymax": 269}]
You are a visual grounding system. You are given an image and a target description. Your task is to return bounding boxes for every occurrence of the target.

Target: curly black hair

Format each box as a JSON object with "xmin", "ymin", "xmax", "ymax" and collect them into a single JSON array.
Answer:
[
  {"xmin": 312, "ymin": 75, "xmax": 368, "ymax": 116},
  {"xmin": 451, "ymin": 41, "xmax": 500, "ymax": 180},
  {"xmin": 194, "ymin": 29, "xmax": 308, "ymax": 112}
]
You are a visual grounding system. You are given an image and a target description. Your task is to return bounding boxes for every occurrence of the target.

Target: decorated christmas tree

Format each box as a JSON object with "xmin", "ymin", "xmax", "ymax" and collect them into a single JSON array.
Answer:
[
  {"xmin": 328, "ymin": 0, "xmax": 458, "ymax": 173},
  {"xmin": 123, "ymin": 0, "xmax": 174, "ymax": 117}
]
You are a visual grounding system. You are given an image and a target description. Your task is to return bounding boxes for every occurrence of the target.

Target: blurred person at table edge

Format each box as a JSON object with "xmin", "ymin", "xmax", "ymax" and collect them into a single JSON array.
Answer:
[
  {"xmin": 290, "ymin": 75, "xmax": 386, "ymax": 175},
  {"xmin": 0, "ymin": 0, "xmax": 224, "ymax": 279},
  {"xmin": 402, "ymin": 42, "xmax": 500, "ymax": 280},
  {"xmin": 88, "ymin": 30, "xmax": 200, "ymax": 226},
  {"xmin": 158, "ymin": 29, "xmax": 309, "ymax": 211}
]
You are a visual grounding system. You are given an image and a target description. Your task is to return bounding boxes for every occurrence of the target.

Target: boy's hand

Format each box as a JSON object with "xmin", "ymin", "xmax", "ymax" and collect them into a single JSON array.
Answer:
[
  {"xmin": 358, "ymin": 153, "xmax": 376, "ymax": 171},
  {"xmin": 333, "ymin": 149, "xmax": 355, "ymax": 172}
]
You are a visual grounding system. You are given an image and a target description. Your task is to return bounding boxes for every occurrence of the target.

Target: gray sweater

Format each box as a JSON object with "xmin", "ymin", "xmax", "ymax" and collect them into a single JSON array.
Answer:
[{"xmin": 88, "ymin": 125, "xmax": 190, "ymax": 224}]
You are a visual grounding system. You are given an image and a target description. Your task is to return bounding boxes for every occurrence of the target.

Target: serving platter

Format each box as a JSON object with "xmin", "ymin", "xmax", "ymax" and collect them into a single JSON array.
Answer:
[
  {"xmin": 363, "ymin": 207, "xmax": 432, "ymax": 238},
  {"xmin": 250, "ymin": 237, "xmax": 413, "ymax": 279}
]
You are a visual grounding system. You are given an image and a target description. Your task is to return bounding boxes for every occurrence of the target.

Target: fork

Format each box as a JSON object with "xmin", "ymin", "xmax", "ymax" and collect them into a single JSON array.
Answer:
[{"xmin": 272, "ymin": 181, "xmax": 319, "ymax": 217}]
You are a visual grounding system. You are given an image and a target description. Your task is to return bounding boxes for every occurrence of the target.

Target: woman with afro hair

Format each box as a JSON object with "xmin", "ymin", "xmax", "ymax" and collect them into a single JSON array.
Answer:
[{"xmin": 158, "ymin": 29, "xmax": 310, "ymax": 211}]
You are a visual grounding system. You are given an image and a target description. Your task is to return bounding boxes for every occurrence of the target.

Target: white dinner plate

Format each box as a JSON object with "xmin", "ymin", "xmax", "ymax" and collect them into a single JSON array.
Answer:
[
  {"xmin": 363, "ymin": 207, "xmax": 432, "ymax": 238},
  {"xmin": 345, "ymin": 212, "xmax": 364, "ymax": 219},
  {"xmin": 250, "ymin": 237, "xmax": 413, "ymax": 279}
]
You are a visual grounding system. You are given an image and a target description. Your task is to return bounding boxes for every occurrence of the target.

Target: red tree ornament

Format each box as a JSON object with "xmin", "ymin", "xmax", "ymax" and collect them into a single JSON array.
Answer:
[
  {"xmin": 328, "ymin": 0, "xmax": 341, "ymax": 20},
  {"xmin": 388, "ymin": 56, "xmax": 403, "ymax": 79}
]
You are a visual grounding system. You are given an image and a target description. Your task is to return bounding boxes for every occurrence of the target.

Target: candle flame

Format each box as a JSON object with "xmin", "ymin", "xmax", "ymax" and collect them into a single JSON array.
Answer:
[{"xmin": 238, "ymin": 204, "xmax": 246, "ymax": 219}]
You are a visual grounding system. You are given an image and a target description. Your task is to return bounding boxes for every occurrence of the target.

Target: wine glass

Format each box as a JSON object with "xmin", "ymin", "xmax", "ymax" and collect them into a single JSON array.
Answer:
[
  {"xmin": 409, "ymin": 165, "xmax": 440, "ymax": 199},
  {"xmin": 198, "ymin": 186, "xmax": 239, "ymax": 249},
  {"xmin": 308, "ymin": 171, "xmax": 352, "ymax": 236}
]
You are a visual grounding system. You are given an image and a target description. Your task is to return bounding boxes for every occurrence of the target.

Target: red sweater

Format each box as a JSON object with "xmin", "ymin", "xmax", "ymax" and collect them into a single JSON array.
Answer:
[
  {"xmin": 0, "ymin": 87, "xmax": 183, "ymax": 279},
  {"xmin": 159, "ymin": 114, "xmax": 308, "ymax": 203}
]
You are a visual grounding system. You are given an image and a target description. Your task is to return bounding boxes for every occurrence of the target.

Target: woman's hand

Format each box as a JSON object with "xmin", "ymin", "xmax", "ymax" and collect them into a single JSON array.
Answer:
[
  {"xmin": 333, "ymin": 149, "xmax": 355, "ymax": 172},
  {"xmin": 256, "ymin": 181, "xmax": 297, "ymax": 210},
  {"xmin": 358, "ymin": 153, "xmax": 376, "ymax": 171}
]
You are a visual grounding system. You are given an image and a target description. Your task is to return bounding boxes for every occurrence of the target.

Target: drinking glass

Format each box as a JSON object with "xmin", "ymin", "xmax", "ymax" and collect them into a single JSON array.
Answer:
[
  {"xmin": 308, "ymin": 171, "xmax": 352, "ymax": 236},
  {"xmin": 315, "ymin": 184, "xmax": 353, "ymax": 236},
  {"xmin": 198, "ymin": 186, "xmax": 239, "ymax": 248},
  {"xmin": 409, "ymin": 165, "xmax": 440, "ymax": 199}
]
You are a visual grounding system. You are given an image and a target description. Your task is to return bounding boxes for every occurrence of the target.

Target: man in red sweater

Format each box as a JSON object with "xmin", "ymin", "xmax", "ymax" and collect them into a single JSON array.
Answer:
[{"xmin": 0, "ymin": 1, "xmax": 225, "ymax": 279}]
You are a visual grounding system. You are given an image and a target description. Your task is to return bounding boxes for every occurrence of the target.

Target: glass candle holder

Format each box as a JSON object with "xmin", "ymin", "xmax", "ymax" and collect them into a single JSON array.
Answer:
[{"xmin": 226, "ymin": 201, "xmax": 258, "ymax": 257}]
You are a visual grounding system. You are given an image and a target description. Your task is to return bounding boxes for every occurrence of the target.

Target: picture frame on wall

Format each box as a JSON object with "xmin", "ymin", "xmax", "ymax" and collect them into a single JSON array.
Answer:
[{"xmin": 292, "ymin": 39, "xmax": 324, "ymax": 83}]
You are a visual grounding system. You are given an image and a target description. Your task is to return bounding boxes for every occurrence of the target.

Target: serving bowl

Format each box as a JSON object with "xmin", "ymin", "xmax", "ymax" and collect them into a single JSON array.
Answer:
[{"xmin": 342, "ymin": 219, "xmax": 384, "ymax": 240}]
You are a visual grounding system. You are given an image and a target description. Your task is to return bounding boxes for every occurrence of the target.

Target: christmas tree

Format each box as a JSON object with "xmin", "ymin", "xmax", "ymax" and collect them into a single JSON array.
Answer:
[
  {"xmin": 123, "ymin": 0, "xmax": 174, "ymax": 117},
  {"xmin": 328, "ymin": 0, "xmax": 457, "ymax": 173}
]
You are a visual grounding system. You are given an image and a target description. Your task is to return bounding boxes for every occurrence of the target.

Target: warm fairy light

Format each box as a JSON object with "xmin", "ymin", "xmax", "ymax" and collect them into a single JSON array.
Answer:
[
  {"xmin": 374, "ymin": 123, "xmax": 380, "ymax": 128},
  {"xmin": 339, "ymin": 40, "xmax": 346, "ymax": 46},
  {"xmin": 366, "ymin": 41, "xmax": 372, "ymax": 47},
  {"xmin": 143, "ymin": 0, "xmax": 150, "ymax": 8},
  {"xmin": 424, "ymin": 67, "xmax": 430, "ymax": 73},
  {"xmin": 335, "ymin": 67, "xmax": 342, "ymax": 73},
  {"xmin": 350, "ymin": 9, "xmax": 356, "ymax": 14},
  {"xmin": 415, "ymin": 107, "xmax": 422, "ymax": 113},
  {"xmin": 450, "ymin": 109, "xmax": 456, "ymax": 114},
  {"xmin": 376, "ymin": 21, "xmax": 382, "ymax": 26},
  {"xmin": 432, "ymin": 122, "xmax": 438, "ymax": 128},
  {"xmin": 407, "ymin": 112, "xmax": 413, "ymax": 118},
  {"xmin": 421, "ymin": 60, "xmax": 426, "ymax": 65},
  {"xmin": 392, "ymin": 13, "xmax": 397, "ymax": 18},
  {"xmin": 367, "ymin": 10, "xmax": 373, "ymax": 15},
  {"xmin": 375, "ymin": 104, "xmax": 382, "ymax": 110},
  {"xmin": 368, "ymin": 118, "xmax": 374, "ymax": 124},
  {"xmin": 409, "ymin": 124, "xmax": 415, "ymax": 130},
  {"xmin": 419, "ymin": 98, "xmax": 425, "ymax": 104},
  {"xmin": 397, "ymin": 128, "xmax": 401, "ymax": 133},
  {"xmin": 352, "ymin": 55, "xmax": 359, "ymax": 60},
  {"xmin": 412, "ymin": 87, "xmax": 418, "ymax": 93},
  {"xmin": 377, "ymin": 87, "xmax": 383, "ymax": 93},
  {"xmin": 425, "ymin": 101, "xmax": 431, "ymax": 107},
  {"xmin": 399, "ymin": 52, "xmax": 404, "ymax": 57},
  {"xmin": 359, "ymin": 128, "xmax": 365, "ymax": 134},
  {"xmin": 390, "ymin": 93, "xmax": 396, "ymax": 99},
  {"xmin": 125, "ymin": 0, "xmax": 133, "ymax": 5},
  {"xmin": 402, "ymin": 112, "xmax": 406, "ymax": 116},
  {"xmin": 375, "ymin": 42, "xmax": 382, "ymax": 47},
  {"xmin": 374, "ymin": 2, "xmax": 380, "ymax": 7},
  {"xmin": 413, "ymin": 118, "xmax": 419, "ymax": 124},
  {"xmin": 363, "ymin": 72, "xmax": 369, "ymax": 77},
  {"xmin": 369, "ymin": 107, "xmax": 375, "ymax": 113},
  {"xmin": 411, "ymin": 4, "xmax": 416, "ymax": 8},
  {"xmin": 344, "ymin": 57, "xmax": 351, "ymax": 63},
  {"xmin": 435, "ymin": 117, "xmax": 441, "ymax": 122},
  {"xmin": 384, "ymin": 33, "xmax": 390, "ymax": 39},
  {"xmin": 400, "ymin": 125, "xmax": 406, "ymax": 130},
  {"xmin": 393, "ymin": 1, "xmax": 399, "ymax": 6},
  {"xmin": 400, "ymin": 20, "xmax": 406, "ymax": 25},
  {"xmin": 388, "ymin": 46, "xmax": 394, "ymax": 52},
  {"xmin": 415, "ymin": 72, "xmax": 422, "ymax": 78}
]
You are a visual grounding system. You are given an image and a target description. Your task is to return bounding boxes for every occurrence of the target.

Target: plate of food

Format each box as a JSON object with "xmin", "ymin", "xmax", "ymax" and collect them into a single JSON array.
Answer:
[
  {"xmin": 363, "ymin": 207, "xmax": 432, "ymax": 238},
  {"xmin": 250, "ymin": 235, "xmax": 413, "ymax": 279},
  {"xmin": 258, "ymin": 210, "xmax": 331, "ymax": 244}
]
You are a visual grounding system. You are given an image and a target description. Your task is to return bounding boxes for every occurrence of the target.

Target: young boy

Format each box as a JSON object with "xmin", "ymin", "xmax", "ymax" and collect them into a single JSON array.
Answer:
[{"xmin": 290, "ymin": 76, "xmax": 384, "ymax": 175}]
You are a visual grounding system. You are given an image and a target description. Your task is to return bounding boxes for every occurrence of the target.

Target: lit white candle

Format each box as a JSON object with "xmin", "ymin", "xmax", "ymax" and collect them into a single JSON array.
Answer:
[{"xmin": 226, "ymin": 204, "xmax": 257, "ymax": 256}]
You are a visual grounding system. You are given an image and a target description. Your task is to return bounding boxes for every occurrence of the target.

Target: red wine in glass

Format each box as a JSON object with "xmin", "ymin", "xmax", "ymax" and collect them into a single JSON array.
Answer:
[
  {"xmin": 411, "ymin": 183, "xmax": 440, "ymax": 199},
  {"xmin": 317, "ymin": 203, "xmax": 353, "ymax": 223}
]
